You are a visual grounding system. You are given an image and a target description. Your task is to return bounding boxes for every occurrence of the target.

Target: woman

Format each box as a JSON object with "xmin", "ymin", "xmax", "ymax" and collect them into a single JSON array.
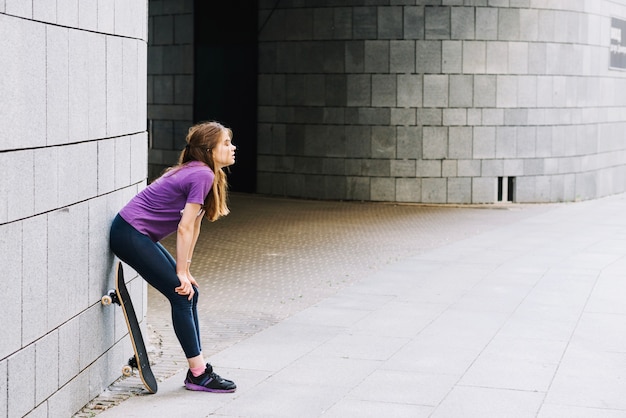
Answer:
[{"xmin": 109, "ymin": 121, "xmax": 237, "ymax": 392}]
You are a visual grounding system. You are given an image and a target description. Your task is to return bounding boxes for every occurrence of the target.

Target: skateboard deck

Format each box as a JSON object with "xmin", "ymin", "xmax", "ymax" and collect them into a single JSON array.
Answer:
[{"xmin": 102, "ymin": 261, "xmax": 158, "ymax": 394}]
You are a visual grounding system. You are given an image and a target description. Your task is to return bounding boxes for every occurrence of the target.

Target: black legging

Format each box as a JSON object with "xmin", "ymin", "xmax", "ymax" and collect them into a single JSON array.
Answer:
[{"xmin": 109, "ymin": 214, "xmax": 202, "ymax": 358}]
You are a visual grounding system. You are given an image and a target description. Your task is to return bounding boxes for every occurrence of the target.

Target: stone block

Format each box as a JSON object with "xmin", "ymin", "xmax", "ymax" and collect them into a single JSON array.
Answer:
[
  {"xmin": 33, "ymin": 0, "xmax": 56, "ymax": 22},
  {"xmin": 472, "ymin": 177, "xmax": 496, "ymax": 203},
  {"xmin": 332, "ymin": 7, "xmax": 352, "ymax": 40},
  {"xmin": 423, "ymin": 126, "xmax": 448, "ymax": 159},
  {"xmin": 5, "ymin": 0, "xmax": 31, "ymax": 17},
  {"xmin": 496, "ymin": 75, "xmax": 517, "ymax": 108},
  {"xmin": 362, "ymin": 159, "xmax": 390, "ymax": 176},
  {"xmin": 371, "ymin": 126, "xmax": 397, "ymax": 158},
  {"xmin": 347, "ymin": 74, "xmax": 371, "ymax": 106},
  {"xmin": 404, "ymin": 6, "xmax": 425, "ymax": 40},
  {"xmin": 449, "ymin": 75, "xmax": 473, "ymax": 107},
  {"xmin": 78, "ymin": 0, "xmax": 98, "ymax": 31},
  {"xmin": 482, "ymin": 108, "xmax": 504, "ymax": 125},
  {"xmin": 58, "ymin": 142, "xmax": 98, "ymax": 207},
  {"xmin": 396, "ymin": 178, "xmax": 422, "ymax": 202},
  {"xmin": 0, "ymin": 361, "xmax": 5, "ymax": 417},
  {"xmin": 35, "ymin": 331, "xmax": 59, "ymax": 404},
  {"xmin": 416, "ymin": 41, "xmax": 442, "ymax": 73},
  {"xmin": 48, "ymin": 365, "xmax": 90, "ymax": 418},
  {"xmin": 463, "ymin": 41, "xmax": 486, "ymax": 73},
  {"xmin": 378, "ymin": 6, "xmax": 403, "ymax": 39},
  {"xmin": 391, "ymin": 108, "xmax": 417, "ymax": 125},
  {"xmin": 443, "ymin": 108, "xmax": 467, "ymax": 125},
  {"xmin": 448, "ymin": 177, "xmax": 472, "ymax": 203},
  {"xmin": 34, "ymin": 147, "xmax": 59, "ymax": 214},
  {"xmin": 422, "ymin": 177, "xmax": 447, "ymax": 203},
  {"xmin": 473, "ymin": 75, "xmax": 496, "ymax": 107},
  {"xmin": 371, "ymin": 177, "xmax": 396, "ymax": 201},
  {"xmin": 346, "ymin": 176, "xmax": 370, "ymax": 200},
  {"xmin": 442, "ymin": 160, "xmax": 457, "ymax": 177},
  {"xmin": 486, "ymin": 42, "xmax": 508, "ymax": 73},
  {"xmin": 390, "ymin": 40, "xmax": 415, "ymax": 73},
  {"xmin": 372, "ymin": 75, "xmax": 397, "ymax": 107},
  {"xmin": 516, "ymin": 126, "xmax": 537, "ymax": 158},
  {"xmin": 353, "ymin": 7, "xmax": 377, "ymax": 39},
  {"xmin": 22, "ymin": 216, "xmax": 49, "ymax": 345},
  {"xmin": 458, "ymin": 159, "xmax": 481, "ymax": 177},
  {"xmin": 106, "ymin": 36, "xmax": 124, "ymax": 137},
  {"xmin": 325, "ymin": 75, "xmax": 347, "ymax": 107},
  {"xmin": 397, "ymin": 126, "xmax": 422, "ymax": 159},
  {"xmin": 0, "ymin": 16, "xmax": 46, "ymax": 150},
  {"xmin": 482, "ymin": 159, "xmax": 504, "ymax": 176},
  {"xmin": 528, "ymin": 43, "xmax": 546, "ymax": 74},
  {"xmin": 425, "ymin": 6, "xmax": 450, "ymax": 39},
  {"xmin": 47, "ymin": 204, "xmax": 90, "ymax": 328},
  {"xmin": 423, "ymin": 75, "xmax": 449, "ymax": 107},
  {"xmin": 518, "ymin": 76, "xmax": 537, "ymax": 107},
  {"xmin": 442, "ymin": 41, "xmax": 462, "ymax": 73},
  {"xmin": 416, "ymin": 160, "xmax": 442, "ymax": 177},
  {"xmin": 131, "ymin": 133, "xmax": 148, "ymax": 183},
  {"xmin": 359, "ymin": 108, "xmax": 391, "ymax": 125},
  {"xmin": 508, "ymin": 42, "xmax": 529, "ymax": 74},
  {"xmin": 47, "ymin": 26, "xmax": 70, "ymax": 146},
  {"xmin": 449, "ymin": 126, "xmax": 473, "ymax": 158},
  {"xmin": 69, "ymin": 29, "xmax": 90, "ymax": 142},
  {"xmin": 473, "ymin": 126, "xmax": 496, "ymax": 158},
  {"xmin": 451, "ymin": 7, "xmax": 475, "ymax": 39},
  {"xmin": 476, "ymin": 7, "xmax": 498, "ymax": 40},
  {"xmin": 498, "ymin": 8, "xmax": 520, "ymax": 41},
  {"xmin": 364, "ymin": 40, "xmax": 389, "ymax": 73},
  {"xmin": 345, "ymin": 41, "xmax": 364, "ymax": 72},
  {"xmin": 97, "ymin": 0, "xmax": 114, "ymax": 33},
  {"xmin": 6, "ymin": 150, "xmax": 35, "ymax": 221},
  {"xmin": 8, "ymin": 345, "xmax": 35, "ymax": 417},
  {"xmin": 519, "ymin": 8, "xmax": 539, "ymax": 41},
  {"xmin": 467, "ymin": 108, "xmax": 482, "ymax": 125},
  {"xmin": 87, "ymin": 32, "xmax": 107, "ymax": 139},
  {"xmin": 391, "ymin": 159, "xmax": 416, "ymax": 177},
  {"xmin": 57, "ymin": 0, "xmax": 79, "ymax": 28},
  {"xmin": 417, "ymin": 109, "xmax": 442, "ymax": 125},
  {"xmin": 98, "ymin": 139, "xmax": 116, "ymax": 195},
  {"xmin": 0, "ymin": 222, "xmax": 22, "ymax": 360},
  {"xmin": 496, "ymin": 126, "xmax": 517, "ymax": 158},
  {"xmin": 397, "ymin": 74, "xmax": 422, "ymax": 107},
  {"xmin": 346, "ymin": 126, "xmax": 371, "ymax": 158}
]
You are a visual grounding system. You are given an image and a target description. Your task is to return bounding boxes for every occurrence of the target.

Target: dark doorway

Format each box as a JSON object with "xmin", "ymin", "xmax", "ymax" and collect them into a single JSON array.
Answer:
[{"xmin": 194, "ymin": 2, "xmax": 258, "ymax": 193}]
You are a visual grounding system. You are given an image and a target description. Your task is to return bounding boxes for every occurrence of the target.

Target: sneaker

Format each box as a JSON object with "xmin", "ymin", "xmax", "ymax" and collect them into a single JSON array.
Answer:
[{"xmin": 184, "ymin": 363, "xmax": 236, "ymax": 393}]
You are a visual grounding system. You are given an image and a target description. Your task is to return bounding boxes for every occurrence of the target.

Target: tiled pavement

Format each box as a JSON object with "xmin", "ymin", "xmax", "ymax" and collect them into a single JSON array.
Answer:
[{"xmin": 80, "ymin": 192, "xmax": 626, "ymax": 417}]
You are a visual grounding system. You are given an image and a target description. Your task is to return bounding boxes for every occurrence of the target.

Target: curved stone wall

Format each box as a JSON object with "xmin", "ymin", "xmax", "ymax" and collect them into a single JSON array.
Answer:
[
  {"xmin": 257, "ymin": 0, "xmax": 626, "ymax": 203},
  {"xmin": 0, "ymin": 2, "xmax": 147, "ymax": 416}
]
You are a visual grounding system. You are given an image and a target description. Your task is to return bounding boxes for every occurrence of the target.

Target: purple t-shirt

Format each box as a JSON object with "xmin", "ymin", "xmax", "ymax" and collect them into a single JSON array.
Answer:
[{"xmin": 119, "ymin": 161, "xmax": 214, "ymax": 242}]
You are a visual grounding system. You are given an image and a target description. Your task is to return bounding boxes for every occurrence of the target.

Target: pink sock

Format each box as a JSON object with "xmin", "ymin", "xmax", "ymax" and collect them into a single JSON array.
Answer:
[{"xmin": 190, "ymin": 366, "xmax": 205, "ymax": 377}]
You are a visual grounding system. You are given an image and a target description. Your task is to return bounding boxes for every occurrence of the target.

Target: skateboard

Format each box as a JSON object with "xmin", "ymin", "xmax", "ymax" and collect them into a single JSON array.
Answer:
[{"xmin": 101, "ymin": 261, "xmax": 158, "ymax": 393}]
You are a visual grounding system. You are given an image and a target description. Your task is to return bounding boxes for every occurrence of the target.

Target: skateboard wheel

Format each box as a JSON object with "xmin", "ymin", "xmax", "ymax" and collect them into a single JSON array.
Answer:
[
  {"xmin": 101, "ymin": 295, "xmax": 113, "ymax": 306},
  {"xmin": 122, "ymin": 365, "xmax": 133, "ymax": 377}
]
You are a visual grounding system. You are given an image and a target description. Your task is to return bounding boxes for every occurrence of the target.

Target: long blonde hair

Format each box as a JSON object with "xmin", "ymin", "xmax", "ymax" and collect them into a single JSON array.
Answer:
[{"xmin": 171, "ymin": 121, "xmax": 232, "ymax": 221}]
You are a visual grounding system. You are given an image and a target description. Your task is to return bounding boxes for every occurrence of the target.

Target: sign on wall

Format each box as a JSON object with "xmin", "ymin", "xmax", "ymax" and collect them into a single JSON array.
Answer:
[{"xmin": 610, "ymin": 17, "xmax": 626, "ymax": 70}]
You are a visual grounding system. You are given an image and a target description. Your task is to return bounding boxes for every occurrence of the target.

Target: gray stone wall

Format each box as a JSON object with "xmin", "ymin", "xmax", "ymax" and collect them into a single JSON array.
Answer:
[
  {"xmin": 257, "ymin": 0, "xmax": 626, "ymax": 203},
  {"xmin": 0, "ymin": 2, "xmax": 147, "ymax": 416},
  {"xmin": 147, "ymin": 0, "xmax": 194, "ymax": 180}
]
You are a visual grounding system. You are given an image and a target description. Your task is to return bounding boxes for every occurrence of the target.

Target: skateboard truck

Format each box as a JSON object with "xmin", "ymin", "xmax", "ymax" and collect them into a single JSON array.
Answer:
[{"xmin": 101, "ymin": 290, "xmax": 119, "ymax": 306}]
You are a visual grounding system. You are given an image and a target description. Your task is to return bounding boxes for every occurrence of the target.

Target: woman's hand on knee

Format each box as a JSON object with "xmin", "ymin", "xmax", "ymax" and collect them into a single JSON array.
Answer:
[{"xmin": 175, "ymin": 273, "xmax": 195, "ymax": 301}]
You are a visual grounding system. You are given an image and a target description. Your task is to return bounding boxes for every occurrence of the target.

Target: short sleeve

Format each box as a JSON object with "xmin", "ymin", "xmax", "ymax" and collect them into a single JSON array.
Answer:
[{"xmin": 184, "ymin": 167, "xmax": 214, "ymax": 205}]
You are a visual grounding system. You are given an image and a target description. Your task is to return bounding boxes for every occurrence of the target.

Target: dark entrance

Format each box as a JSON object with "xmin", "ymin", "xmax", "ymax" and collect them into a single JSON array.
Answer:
[{"xmin": 194, "ymin": 2, "xmax": 258, "ymax": 193}]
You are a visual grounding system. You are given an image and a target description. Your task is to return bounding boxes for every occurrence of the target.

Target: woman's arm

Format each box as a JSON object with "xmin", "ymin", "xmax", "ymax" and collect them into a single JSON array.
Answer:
[{"xmin": 175, "ymin": 202, "xmax": 203, "ymax": 299}]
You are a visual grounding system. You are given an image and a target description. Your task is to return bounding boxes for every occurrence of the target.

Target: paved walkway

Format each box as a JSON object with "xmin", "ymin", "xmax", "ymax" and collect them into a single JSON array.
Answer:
[{"xmin": 93, "ymin": 192, "xmax": 626, "ymax": 417}]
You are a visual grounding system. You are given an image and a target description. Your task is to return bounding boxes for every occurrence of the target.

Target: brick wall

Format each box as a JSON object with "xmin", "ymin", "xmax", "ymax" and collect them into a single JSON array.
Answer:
[
  {"xmin": 257, "ymin": 0, "xmax": 626, "ymax": 203},
  {"xmin": 0, "ymin": 2, "xmax": 147, "ymax": 416}
]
